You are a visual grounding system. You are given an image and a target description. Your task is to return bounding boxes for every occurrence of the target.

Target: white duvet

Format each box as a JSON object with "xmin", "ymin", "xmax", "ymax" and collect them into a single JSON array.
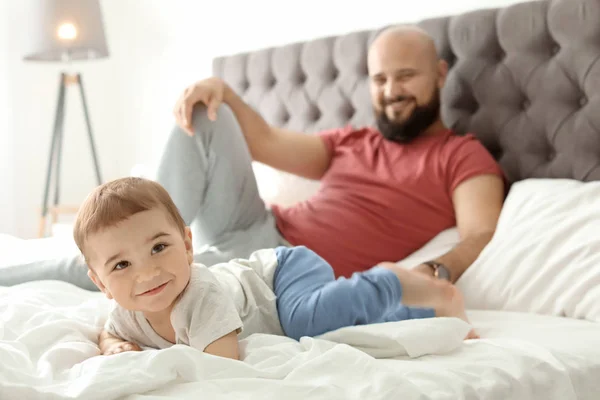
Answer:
[{"xmin": 1, "ymin": 281, "xmax": 599, "ymax": 400}]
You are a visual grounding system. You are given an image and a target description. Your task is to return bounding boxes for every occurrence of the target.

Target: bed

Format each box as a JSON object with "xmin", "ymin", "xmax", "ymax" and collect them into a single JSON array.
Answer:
[{"xmin": 2, "ymin": 0, "xmax": 600, "ymax": 398}]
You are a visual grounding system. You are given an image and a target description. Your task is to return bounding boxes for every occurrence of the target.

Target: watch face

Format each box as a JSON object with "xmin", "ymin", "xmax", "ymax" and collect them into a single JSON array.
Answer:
[{"xmin": 435, "ymin": 266, "xmax": 451, "ymax": 281}]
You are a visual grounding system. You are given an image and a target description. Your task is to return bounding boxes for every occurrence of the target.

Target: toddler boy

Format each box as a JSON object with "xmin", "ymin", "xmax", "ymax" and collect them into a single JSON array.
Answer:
[{"xmin": 74, "ymin": 177, "xmax": 475, "ymax": 359}]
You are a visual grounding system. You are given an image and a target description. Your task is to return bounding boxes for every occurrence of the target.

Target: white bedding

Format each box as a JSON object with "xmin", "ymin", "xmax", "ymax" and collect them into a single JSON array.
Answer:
[
  {"xmin": 1, "ymin": 280, "xmax": 599, "ymax": 400},
  {"xmin": 2, "ymin": 178, "xmax": 600, "ymax": 399}
]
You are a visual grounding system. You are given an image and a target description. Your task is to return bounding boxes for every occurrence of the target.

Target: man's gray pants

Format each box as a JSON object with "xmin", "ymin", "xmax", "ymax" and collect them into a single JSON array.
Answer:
[{"xmin": 0, "ymin": 105, "xmax": 285, "ymax": 291}]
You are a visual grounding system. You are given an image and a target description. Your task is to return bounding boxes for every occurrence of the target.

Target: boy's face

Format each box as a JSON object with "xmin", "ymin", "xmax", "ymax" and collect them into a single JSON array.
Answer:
[{"xmin": 85, "ymin": 208, "xmax": 193, "ymax": 316}]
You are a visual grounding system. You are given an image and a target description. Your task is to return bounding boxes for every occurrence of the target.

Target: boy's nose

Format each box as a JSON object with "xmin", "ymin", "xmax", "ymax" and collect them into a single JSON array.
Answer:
[{"xmin": 136, "ymin": 266, "xmax": 161, "ymax": 282}]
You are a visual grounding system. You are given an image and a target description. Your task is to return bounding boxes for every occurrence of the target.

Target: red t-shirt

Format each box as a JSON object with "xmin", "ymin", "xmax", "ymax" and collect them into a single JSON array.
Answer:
[{"xmin": 271, "ymin": 126, "xmax": 505, "ymax": 278}]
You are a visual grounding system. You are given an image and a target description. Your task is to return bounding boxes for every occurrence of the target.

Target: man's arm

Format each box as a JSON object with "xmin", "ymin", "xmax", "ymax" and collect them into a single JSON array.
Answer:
[
  {"xmin": 415, "ymin": 174, "xmax": 505, "ymax": 283},
  {"xmin": 222, "ymin": 84, "xmax": 331, "ymax": 180}
]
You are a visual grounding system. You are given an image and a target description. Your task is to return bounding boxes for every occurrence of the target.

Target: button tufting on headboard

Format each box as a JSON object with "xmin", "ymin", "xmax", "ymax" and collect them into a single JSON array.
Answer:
[{"xmin": 213, "ymin": 0, "xmax": 600, "ymax": 183}]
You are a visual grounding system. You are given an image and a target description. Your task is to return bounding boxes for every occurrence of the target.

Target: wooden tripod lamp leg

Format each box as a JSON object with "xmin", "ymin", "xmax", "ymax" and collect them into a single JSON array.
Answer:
[
  {"xmin": 37, "ymin": 72, "xmax": 102, "ymax": 238},
  {"xmin": 39, "ymin": 72, "xmax": 67, "ymax": 238}
]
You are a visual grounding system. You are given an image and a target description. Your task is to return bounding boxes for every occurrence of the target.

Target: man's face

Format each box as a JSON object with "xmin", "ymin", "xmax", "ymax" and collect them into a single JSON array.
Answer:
[
  {"xmin": 375, "ymin": 87, "xmax": 441, "ymax": 144},
  {"xmin": 85, "ymin": 208, "xmax": 193, "ymax": 318},
  {"xmin": 368, "ymin": 35, "xmax": 445, "ymax": 143}
]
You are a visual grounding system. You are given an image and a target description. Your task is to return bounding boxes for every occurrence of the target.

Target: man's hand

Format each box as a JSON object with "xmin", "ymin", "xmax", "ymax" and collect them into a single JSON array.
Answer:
[
  {"xmin": 379, "ymin": 262, "xmax": 436, "ymax": 278},
  {"xmin": 98, "ymin": 329, "xmax": 142, "ymax": 355},
  {"xmin": 173, "ymin": 77, "xmax": 227, "ymax": 135}
]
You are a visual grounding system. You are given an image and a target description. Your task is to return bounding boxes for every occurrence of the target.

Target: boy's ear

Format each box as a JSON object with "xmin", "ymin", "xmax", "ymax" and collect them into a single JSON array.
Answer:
[
  {"xmin": 184, "ymin": 226, "xmax": 193, "ymax": 265},
  {"xmin": 88, "ymin": 269, "xmax": 113, "ymax": 299}
]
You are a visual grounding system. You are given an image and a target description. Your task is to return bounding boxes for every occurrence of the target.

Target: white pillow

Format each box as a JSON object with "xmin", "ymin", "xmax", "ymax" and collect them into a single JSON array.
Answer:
[
  {"xmin": 456, "ymin": 178, "xmax": 600, "ymax": 322},
  {"xmin": 252, "ymin": 163, "xmax": 321, "ymax": 207}
]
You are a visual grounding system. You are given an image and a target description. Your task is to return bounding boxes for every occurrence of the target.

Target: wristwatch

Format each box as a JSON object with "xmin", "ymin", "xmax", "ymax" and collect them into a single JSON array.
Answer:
[{"xmin": 423, "ymin": 261, "xmax": 451, "ymax": 281}]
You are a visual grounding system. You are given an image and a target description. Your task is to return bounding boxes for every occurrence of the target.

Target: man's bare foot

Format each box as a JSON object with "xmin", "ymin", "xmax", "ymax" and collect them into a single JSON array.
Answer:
[
  {"xmin": 378, "ymin": 263, "xmax": 479, "ymax": 340},
  {"xmin": 435, "ymin": 284, "xmax": 479, "ymax": 340}
]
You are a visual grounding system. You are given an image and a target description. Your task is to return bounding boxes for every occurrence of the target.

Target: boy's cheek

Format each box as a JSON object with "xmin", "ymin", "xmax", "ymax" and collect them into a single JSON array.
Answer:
[
  {"xmin": 102, "ymin": 280, "xmax": 125, "ymax": 301},
  {"xmin": 97, "ymin": 281, "xmax": 114, "ymax": 300},
  {"xmin": 89, "ymin": 271, "xmax": 115, "ymax": 300},
  {"xmin": 103, "ymin": 286, "xmax": 114, "ymax": 299}
]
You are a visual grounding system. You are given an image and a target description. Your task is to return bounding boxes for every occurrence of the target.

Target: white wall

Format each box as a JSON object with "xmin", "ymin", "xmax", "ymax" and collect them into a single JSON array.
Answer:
[
  {"xmin": 2, "ymin": 0, "xmax": 529, "ymax": 238},
  {"xmin": 0, "ymin": 0, "xmax": 16, "ymax": 235}
]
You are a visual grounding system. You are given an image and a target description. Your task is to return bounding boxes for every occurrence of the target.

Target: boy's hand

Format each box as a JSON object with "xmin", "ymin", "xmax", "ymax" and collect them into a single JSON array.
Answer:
[
  {"xmin": 98, "ymin": 328, "xmax": 142, "ymax": 355},
  {"xmin": 102, "ymin": 340, "xmax": 142, "ymax": 355}
]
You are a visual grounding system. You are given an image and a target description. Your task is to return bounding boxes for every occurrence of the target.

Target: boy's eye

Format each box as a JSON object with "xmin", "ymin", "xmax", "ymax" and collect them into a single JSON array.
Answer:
[
  {"xmin": 114, "ymin": 261, "xmax": 130, "ymax": 271},
  {"xmin": 152, "ymin": 243, "xmax": 167, "ymax": 254}
]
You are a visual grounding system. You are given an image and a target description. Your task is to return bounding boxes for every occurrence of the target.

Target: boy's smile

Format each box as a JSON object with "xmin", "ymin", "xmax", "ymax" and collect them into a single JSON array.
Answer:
[{"xmin": 137, "ymin": 281, "xmax": 170, "ymax": 296}]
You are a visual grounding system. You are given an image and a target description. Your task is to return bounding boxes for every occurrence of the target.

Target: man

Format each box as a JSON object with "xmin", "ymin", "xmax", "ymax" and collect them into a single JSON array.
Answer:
[{"xmin": 159, "ymin": 25, "xmax": 506, "ymax": 284}]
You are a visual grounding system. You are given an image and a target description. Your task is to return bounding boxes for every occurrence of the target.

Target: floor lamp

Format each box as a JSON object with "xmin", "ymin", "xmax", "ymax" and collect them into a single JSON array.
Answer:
[{"xmin": 21, "ymin": 0, "xmax": 110, "ymax": 237}]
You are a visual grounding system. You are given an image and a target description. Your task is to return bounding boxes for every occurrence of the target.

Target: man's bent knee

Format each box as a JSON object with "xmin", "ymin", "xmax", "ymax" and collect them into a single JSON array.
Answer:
[{"xmin": 189, "ymin": 103, "xmax": 238, "ymax": 135}]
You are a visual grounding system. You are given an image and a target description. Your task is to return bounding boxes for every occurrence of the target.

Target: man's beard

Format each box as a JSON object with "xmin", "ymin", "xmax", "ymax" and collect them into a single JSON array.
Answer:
[{"xmin": 376, "ymin": 89, "xmax": 441, "ymax": 144}]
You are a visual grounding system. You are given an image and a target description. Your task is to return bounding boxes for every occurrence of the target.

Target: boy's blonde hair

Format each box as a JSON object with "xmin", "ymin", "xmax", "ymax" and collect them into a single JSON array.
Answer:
[{"xmin": 73, "ymin": 177, "xmax": 186, "ymax": 258}]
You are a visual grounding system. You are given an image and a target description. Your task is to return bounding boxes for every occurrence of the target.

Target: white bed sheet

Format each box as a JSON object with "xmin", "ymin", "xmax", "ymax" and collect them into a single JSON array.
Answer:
[{"xmin": 1, "ymin": 280, "xmax": 599, "ymax": 400}]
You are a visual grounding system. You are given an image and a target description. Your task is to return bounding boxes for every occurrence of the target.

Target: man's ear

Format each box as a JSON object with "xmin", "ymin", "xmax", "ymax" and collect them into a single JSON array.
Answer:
[
  {"xmin": 184, "ymin": 226, "xmax": 194, "ymax": 265},
  {"xmin": 88, "ymin": 269, "xmax": 113, "ymax": 299},
  {"xmin": 437, "ymin": 59, "xmax": 449, "ymax": 89}
]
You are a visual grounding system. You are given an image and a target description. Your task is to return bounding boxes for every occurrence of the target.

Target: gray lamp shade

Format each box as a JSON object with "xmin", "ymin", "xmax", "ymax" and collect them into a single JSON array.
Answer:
[{"xmin": 21, "ymin": 0, "xmax": 109, "ymax": 62}]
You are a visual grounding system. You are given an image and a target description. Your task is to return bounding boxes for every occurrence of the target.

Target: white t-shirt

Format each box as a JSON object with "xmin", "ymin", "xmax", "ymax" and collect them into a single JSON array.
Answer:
[{"xmin": 104, "ymin": 248, "xmax": 284, "ymax": 351}]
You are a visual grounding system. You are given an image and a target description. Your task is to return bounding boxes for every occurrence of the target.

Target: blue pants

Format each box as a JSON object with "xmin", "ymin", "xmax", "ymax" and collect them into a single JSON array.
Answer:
[{"xmin": 273, "ymin": 246, "xmax": 435, "ymax": 341}]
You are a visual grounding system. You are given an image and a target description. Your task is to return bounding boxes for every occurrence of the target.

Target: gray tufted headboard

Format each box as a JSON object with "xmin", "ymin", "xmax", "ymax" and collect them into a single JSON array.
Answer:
[{"xmin": 213, "ymin": 0, "xmax": 600, "ymax": 184}]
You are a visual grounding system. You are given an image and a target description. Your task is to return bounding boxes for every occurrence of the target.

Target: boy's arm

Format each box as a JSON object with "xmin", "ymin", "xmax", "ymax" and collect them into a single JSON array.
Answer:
[
  {"xmin": 98, "ymin": 328, "xmax": 142, "ymax": 355},
  {"xmin": 203, "ymin": 330, "xmax": 240, "ymax": 360}
]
